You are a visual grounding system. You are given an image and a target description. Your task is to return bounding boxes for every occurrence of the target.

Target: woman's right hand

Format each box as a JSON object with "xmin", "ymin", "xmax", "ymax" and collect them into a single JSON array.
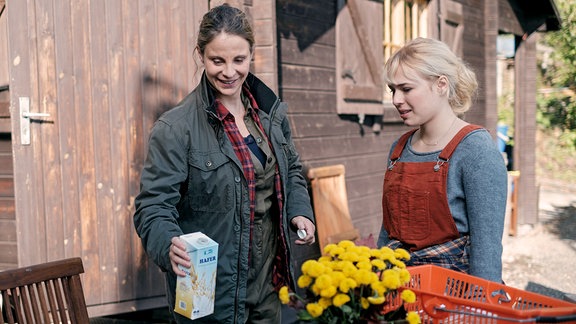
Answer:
[{"xmin": 169, "ymin": 236, "xmax": 191, "ymax": 277}]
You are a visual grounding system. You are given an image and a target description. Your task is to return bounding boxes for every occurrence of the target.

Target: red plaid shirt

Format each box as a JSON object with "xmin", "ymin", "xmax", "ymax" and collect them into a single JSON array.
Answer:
[{"xmin": 214, "ymin": 87, "xmax": 290, "ymax": 289}]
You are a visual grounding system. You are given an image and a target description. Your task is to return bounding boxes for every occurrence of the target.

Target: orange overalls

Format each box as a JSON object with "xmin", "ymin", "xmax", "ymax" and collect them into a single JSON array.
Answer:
[{"xmin": 382, "ymin": 125, "xmax": 482, "ymax": 252}]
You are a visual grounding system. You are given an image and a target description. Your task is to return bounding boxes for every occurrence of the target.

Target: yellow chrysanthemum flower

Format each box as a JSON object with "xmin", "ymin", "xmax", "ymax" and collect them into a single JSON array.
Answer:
[
  {"xmin": 406, "ymin": 311, "xmax": 421, "ymax": 324},
  {"xmin": 329, "ymin": 246, "xmax": 346, "ymax": 257},
  {"xmin": 358, "ymin": 245, "xmax": 371, "ymax": 254},
  {"xmin": 401, "ymin": 289, "xmax": 417, "ymax": 303},
  {"xmin": 370, "ymin": 281, "xmax": 387, "ymax": 296},
  {"xmin": 314, "ymin": 274, "xmax": 333, "ymax": 290},
  {"xmin": 354, "ymin": 269, "xmax": 378, "ymax": 285},
  {"xmin": 279, "ymin": 286, "xmax": 290, "ymax": 304},
  {"xmin": 337, "ymin": 240, "xmax": 356, "ymax": 249},
  {"xmin": 311, "ymin": 284, "xmax": 321, "ymax": 296},
  {"xmin": 379, "ymin": 246, "xmax": 395, "ymax": 255},
  {"xmin": 370, "ymin": 249, "xmax": 383, "ymax": 259},
  {"xmin": 394, "ymin": 248, "xmax": 411, "ymax": 260},
  {"xmin": 356, "ymin": 260, "xmax": 372, "ymax": 270},
  {"xmin": 339, "ymin": 251, "xmax": 360, "ymax": 263},
  {"xmin": 371, "ymin": 259, "xmax": 386, "ymax": 270},
  {"xmin": 323, "ymin": 243, "xmax": 338, "ymax": 255},
  {"xmin": 328, "ymin": 271, "xmax": 345, "ymax": 286},
  {"xmin": 297, "ymin": 274, "xmax": 313, "ymax": 288},
  {"xmin": 320, "ymin": 285, "xmax": 337, "ymax": 298},
  {"xmin": 318, "ymin": 297, "xmax": 332, "ymax": 309},
  {"xmin": 340, "ymin": 261, "xmax": 358, "ymax": 277},
  {"xmin": 306, "ymin": 303, "xmax": 324, "ymax": 318},
  {"xmin": 392, "ymin": 259, "xmax": 407, "ymax": 269},
  {"xmin": 360, "ymin": 297, "xmax": 370, "ymax": 309},
  {"xmin": 339, "ymin": 277, "xmax": 357, "ymax": 293},
  {"xmin": 301, "ymin": 260, "xmax": 315, "ymax": 274},
  {"xmin": 286, "ymin": 243, "xmax": 420, "ymax": 323},
  {"xmin": 303, "ymin": 260, "xmax": 326, "ymax": 278},
  {"xmin": 382, "ymin": 269, "xmax": 401, "ymax": 289},
  {"xmin": 367, "ymin": 295, "xmax": 386, "ymax": 304},
  {"xmin": 398, "ymin": 268, "xmax": 411, "ymax": 284},
  {"xmin": 332, "ymin": 293, "xmax": 351, "ymax": 307}
]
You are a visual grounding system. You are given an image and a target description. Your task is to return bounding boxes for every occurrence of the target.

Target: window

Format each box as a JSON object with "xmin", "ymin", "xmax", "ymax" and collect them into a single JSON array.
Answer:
[
  {"xmin": 336, "ymin": 0, "xmax": 428, "ymax": 119},
  {"xmin": 382, "ymin": 0, "xmax": 428, "ymax": 110},
  {"xmin": 383, "ymin": 0, "xmax": 428, "ymax": 61}
]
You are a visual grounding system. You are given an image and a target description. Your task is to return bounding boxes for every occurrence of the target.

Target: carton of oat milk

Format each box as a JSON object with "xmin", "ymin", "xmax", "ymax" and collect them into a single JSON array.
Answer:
[{"xmin": 174, "ymin": 232, "xmax": 218, "ymax": 320}]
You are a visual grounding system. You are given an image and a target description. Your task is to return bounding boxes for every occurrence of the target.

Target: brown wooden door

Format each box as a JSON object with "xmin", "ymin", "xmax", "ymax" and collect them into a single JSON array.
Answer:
[{"xmin": 5, "ymin": 0, "xmax": 210, "ymax": 317}]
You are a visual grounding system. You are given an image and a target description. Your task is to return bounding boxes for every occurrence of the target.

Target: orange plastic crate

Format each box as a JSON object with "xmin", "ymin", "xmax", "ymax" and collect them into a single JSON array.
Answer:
[{"xmin": 401, "ymin": 265, "xmax": 576, "ymax": 323}]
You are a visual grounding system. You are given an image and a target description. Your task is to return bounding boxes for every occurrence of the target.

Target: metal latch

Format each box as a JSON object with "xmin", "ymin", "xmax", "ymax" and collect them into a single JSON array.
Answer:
[{"xmin": 20, "ymin": 97, "xmax": 50, "ymax": 145}]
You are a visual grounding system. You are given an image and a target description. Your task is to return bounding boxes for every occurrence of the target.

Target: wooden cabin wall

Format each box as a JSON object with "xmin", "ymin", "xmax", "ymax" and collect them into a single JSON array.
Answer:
[
  {"xmin": 6, "ymin": 0, "xmax": 209, "ymax": 316},
  {"xmin": 0, "ymin": 1, "xmax": 16, "ymax": 271},
  {"xmin": 277, "ymin": 0, "xmax": 499, "ymax": 253},
  {"xmin": 277, "ymin": 0, "xmax": 405, "ymax": 251}
]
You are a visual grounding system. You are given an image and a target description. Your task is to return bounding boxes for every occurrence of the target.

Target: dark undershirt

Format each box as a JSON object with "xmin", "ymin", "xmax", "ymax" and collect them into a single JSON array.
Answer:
[{"xmin": 244, "ymin": 134, "xmax": 266, "ymax": 167}]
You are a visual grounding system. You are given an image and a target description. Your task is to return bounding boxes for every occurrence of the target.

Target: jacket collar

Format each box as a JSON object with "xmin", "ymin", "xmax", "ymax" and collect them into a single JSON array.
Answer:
[{"xmin": 199, "ymin": 72, "xmax": 278, "ymax": 116}]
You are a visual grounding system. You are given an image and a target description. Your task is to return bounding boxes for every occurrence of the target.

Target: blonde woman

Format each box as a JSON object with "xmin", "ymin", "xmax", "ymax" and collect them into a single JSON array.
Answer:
[{"xmin": 378, "ymin": 37, "xmax": 507, "ymax": 283}]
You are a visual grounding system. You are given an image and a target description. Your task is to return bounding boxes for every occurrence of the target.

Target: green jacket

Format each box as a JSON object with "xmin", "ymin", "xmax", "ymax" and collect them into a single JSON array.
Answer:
[{"xmin": 134, "ymin": 72, "xmax": 314, "ymax": 323}]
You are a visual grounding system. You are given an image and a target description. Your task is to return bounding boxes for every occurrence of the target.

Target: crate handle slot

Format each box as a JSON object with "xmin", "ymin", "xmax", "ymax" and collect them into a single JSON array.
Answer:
[{"xmin": 491, "ymin": 288, "xmax": 512, "ymax": 304}]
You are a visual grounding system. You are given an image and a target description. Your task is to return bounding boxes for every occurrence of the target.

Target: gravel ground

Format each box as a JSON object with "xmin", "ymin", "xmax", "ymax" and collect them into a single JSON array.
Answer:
[{"xmin": 502, "ymin": 179, "xmax": 576, "ymax": 302}]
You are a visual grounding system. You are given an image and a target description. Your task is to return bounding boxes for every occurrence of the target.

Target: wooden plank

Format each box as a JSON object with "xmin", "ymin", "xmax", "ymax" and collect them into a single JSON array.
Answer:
[
  {"xmin": 281, "ymin": 90, "xmax": 336, "ymax": 114},
  {"xmin": 279, "ymin": 38, "xmax": 335, "ymax": 68},
  {"xmin": 288, "ymin": 114, "xmax": 359, "ymax": 138},
  {"xmin": 0, "ymin": 197, "xmax": 14, "ymax": 219},
  {"xmin": 0, "ymin": 118, "xmax": 10, "ymax": 133},
  {"xmin": 347, "ymin": 0, "xmax": 382, "ymax": 88},
  {"xmin": 9, "ymin": 0, "xmax": 48, "ymax": 269},
  {"xmin": 277, "ymin": 1, "xmax": 336, "ymax": 49},
  {"xmin": 103, "ymin": 0, "xmax": 131, "ymax": 303},
  {"xmin": 0, "ymin": 135, "xmax": 11, "ymax": 151},
  {"xmin": 0, "ymin": 219, "xmax": 15, "ymax": 241},
  {"xmin": 88, "ymin": 0, "xmax": 116, "ymax": 305},
  {"xmin": 0, "ymin": 102, "xmax": 9, "ymax": 116},
  {"xmin": 70, "ymin": 0, "xmax": 100, "ymax": 304},
  {"xmin": 281, "ymin": 65, "xmax": 335, "ymax": 91},
  {"xmin": 138, "ymin": 0, "xmax": 166, "ymax": 299},
  {"xmin": 34, "ymin": 0, "xmax": 63, "ymax": 265},
  {"xmin": 346, "ymin": 171, "xmax": 386, "ymax": 199},
  {"xmin": 0, "ymin": 154, "xmax": 12, "ymax": 175},
  {"xmin": 0, "ymin": 242, "xmax": 17, "ymax": 265},
  {"xmin": 123, "ymin": 0, "xmax": 154, "ymax": 304},
  {"xmin": 0, "ymin": 175, "xmax": 13, "ymax": 197},
  {"xmin": 53, "ymin": 0, "xmax": 82, "ymax": 263},
  {"xmin": 123, "ymin": 0, "xmax": 148, "ymax": 304},
  {"xmin": 294, "ymin": 136, "xmax": 394, "ymax": 161}
]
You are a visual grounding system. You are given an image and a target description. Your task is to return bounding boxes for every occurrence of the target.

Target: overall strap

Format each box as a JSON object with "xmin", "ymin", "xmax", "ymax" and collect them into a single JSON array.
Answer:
[
  {"xmin": 390, "ymin": 129, "xmax": 418, "ymax": 160},
  {"xmin": 438, "ymin": 124, "xmax": 483, "ymax": 161}
]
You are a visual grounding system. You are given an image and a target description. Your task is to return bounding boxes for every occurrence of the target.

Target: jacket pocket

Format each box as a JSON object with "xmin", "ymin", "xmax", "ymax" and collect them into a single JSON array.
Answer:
[{"xmin": 187, "ymin": 150, "xmax": 234, "ymax": 213}]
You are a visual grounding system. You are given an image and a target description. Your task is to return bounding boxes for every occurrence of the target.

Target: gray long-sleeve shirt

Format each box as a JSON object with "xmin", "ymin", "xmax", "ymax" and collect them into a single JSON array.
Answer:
[{"xmin": 378, "ymin": 128, "xmax": 508, "ymax": 282}]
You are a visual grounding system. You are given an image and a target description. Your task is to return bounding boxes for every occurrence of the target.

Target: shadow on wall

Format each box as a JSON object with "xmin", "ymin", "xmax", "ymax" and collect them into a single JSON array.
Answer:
[
  {"xmin": 142, "ymin": 73, "xmax": 185, "ymax": 122},
  {"xmin": 131, "ymin": 72, "xmax": 187, "ymax": 318}
]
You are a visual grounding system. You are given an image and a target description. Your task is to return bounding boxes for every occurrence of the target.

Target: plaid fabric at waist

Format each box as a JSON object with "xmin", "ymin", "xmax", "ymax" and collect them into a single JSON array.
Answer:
[{"xmin": 386, "ymin": 235, "xmax": 470, "ymax": 273}]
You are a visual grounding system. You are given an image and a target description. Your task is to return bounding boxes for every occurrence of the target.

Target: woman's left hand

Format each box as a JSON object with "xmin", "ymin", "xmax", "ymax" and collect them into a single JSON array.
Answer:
[{"xmin": 291, "ymin": 216, "xmax": 316, "ymax": 245}]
